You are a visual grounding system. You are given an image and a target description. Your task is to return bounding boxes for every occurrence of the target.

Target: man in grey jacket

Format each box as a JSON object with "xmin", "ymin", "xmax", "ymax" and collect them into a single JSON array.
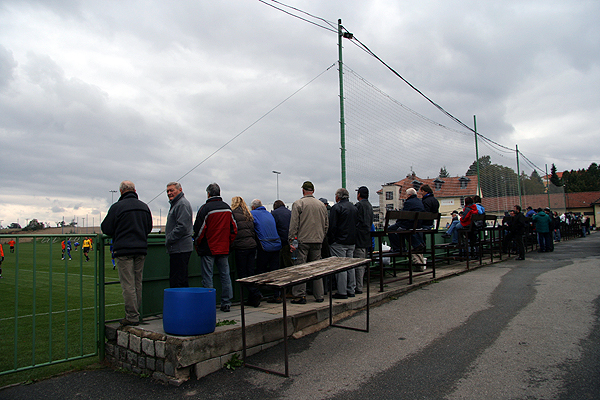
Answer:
[
  {"xmin": 289, "ymin": 181, "xmax": 329, "ymax": 304},
  {"xmin": 165, "ymin": 181, "xmax": 193, "ymax": 288}
]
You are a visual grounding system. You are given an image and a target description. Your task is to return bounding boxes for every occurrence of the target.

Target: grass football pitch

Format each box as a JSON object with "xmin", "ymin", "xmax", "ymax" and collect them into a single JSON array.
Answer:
[{"xmin": 0, "ymin": 237, "xmax": 123, "ymax": 386}]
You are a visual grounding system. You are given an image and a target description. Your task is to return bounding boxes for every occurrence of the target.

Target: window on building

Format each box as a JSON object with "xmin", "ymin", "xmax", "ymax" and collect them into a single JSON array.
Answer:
[
  {"xmin": 374, "ymin": 214, "xmax": 380, "ymax": 222},
  {"xmin": 460, "ymin": 197, "xmax": 465, "ymax": 207},
  {"xmin": 385, "ymin": 191, "xmax": 393, "ymax": 200},
  {"xmin": 459, "ymin": 176, "xmax": 470, "ymax": 189},
  {"xmin": 386, "ymin": 203, "xmax": 394, "ymax": 210}
]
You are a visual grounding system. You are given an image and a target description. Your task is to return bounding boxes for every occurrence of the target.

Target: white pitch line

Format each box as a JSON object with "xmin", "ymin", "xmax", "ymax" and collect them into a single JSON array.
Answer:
[{"xmin": 0, "ymin": 303, "xmax": 124, "ymax": 322}]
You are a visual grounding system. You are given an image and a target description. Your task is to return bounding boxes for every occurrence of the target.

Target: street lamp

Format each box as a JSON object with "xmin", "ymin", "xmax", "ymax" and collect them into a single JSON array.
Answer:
[
  {"xmin": 272, "ymin": 170, "xmax": 281, "ymax": 200},
  {"xmin": 109, "ymin": 190, "xmax": 118, "ymax": 204}
]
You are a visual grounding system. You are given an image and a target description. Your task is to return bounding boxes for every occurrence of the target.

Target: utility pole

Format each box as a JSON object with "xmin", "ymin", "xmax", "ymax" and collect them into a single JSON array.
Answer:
[
  {"xmin": 474, "ymin": 115, "xmax": 481, "ymax": 197},
  {"xmin": 338, "ymin": 19, "xmax": 352, "ymax": 189}
]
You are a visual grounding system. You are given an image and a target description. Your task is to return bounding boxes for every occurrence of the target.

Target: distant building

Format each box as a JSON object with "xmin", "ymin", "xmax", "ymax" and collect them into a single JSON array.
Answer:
[{"xmin": 376, "ymin": 173, "xmax": 478, "ymax": 228}]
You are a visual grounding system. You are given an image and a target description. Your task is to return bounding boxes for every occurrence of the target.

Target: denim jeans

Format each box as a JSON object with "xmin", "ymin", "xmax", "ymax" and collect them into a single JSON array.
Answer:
[
  {"xmin": 330, "ymin": 243, "xmax": 355, "ymax": 295},
  {"xmin": 201, "ymin": 254, "xmax": 232, "ymax": 306}
]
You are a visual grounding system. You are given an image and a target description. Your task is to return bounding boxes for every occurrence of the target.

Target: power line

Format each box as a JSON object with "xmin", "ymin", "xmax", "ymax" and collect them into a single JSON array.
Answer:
[
  {"xmin": 147, "ymin": 63, "xmax": 337, "ymax": 204},
  {"xmin": 257, "ymin": 0, "xmax": 337, "ymax": 34}
]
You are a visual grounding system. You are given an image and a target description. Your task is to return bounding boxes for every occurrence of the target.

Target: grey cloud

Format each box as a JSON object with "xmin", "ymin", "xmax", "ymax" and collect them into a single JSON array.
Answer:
[{"xmin": 0, "ymin": 45, "xmax": 17, "ymax": 89}]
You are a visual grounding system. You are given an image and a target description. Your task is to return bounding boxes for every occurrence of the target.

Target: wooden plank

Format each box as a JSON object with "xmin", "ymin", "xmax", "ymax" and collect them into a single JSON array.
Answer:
[{"xmin": 236, "ymin": 257, "xmax": 369, "ymax": 288}]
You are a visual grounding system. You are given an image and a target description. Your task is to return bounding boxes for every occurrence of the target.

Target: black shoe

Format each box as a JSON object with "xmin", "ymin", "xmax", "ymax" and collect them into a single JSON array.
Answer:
[
  {"xmin": 332, "ymin": 293, "xmax": 348, "ymax": 300},
  {"xmin": 355, "ymin": 290, "xmax": 363, "ymax": 294},
  {"xmin": 441, "ymin": 233, "xmax": 451, "ymax": 238},
  {"xmin": 347, "ymin": 293, "xmax": 356, "ymax": 298},
  {"xmin": 220, "ymin": 305, "xmax": 231, "ymax": 312},
  {"xmin": 120, "ymin": 318, "xmax": 139, "ymax": 326},
  {"xmin": 291, "ymin": 296, "xmax": 306, "ymax": 304},
  {"xmin": 315, "ymin": 298, "xmax": 324, "ymax": 303},
  {"xmin": 245, "ymin": 298, "xmax": 261, "ymax": 308},
  {"xmin": 267, "ymin": 297, "xmax": 283, "ymax": 304},
  {"xmin": 516, "ymin": 257, "xmax": 525, "ymax": 260}
]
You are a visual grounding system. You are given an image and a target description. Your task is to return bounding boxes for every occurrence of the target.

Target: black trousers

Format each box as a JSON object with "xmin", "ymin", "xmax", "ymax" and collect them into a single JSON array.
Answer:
[
  {"xmin": 503, "ymin": 232, "xmax": 524, "ymax": 259},
  {"xmin": 169, "ymin": 251, "xmax": 191, "ymax": 288},
  {"xmin": 235, "ymin": 248, "xmax": 262, "ymax": 301}
]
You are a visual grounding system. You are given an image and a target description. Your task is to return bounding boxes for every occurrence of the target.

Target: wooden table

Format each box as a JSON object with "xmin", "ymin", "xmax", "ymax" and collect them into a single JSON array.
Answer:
[{"xmin": 237, "ymin": 256, "xmax": 371, "ymax": 377}]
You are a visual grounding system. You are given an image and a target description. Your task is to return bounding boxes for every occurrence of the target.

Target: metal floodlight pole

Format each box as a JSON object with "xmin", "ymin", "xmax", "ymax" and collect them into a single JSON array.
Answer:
[
  {"xmin": 474, "ymin": 115, "xmax": 481, "ymax": 197},
  {"xmin": 109, "ymin": 190, "xmax": 117, "ymax": 204},
  {"xmin": 516, "ymin": 145, "xmax": 522, "ymax": 208},
  {"xmin": 272, "ymin": 171, "xmax": 281, "ymax": 200},
  {"xmin": 546, "ymin": 164, "xmax": 551, "ymax": 209}
]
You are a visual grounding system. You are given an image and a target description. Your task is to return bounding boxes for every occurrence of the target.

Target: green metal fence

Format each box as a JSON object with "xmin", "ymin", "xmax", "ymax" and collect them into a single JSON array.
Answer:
[
  {"xmin": 0, "ymin": 234, "xmax": 100, "ymax": 378},
  {"xmin": 1, "ymin": 232, "xmax": 240, "ymax": 378}
]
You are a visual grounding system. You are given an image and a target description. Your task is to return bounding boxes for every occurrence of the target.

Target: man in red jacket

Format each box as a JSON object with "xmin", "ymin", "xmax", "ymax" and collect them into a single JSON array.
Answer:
[{"xmin": 193, "ymin": 183, "xmax": 237, "ymax": 312}]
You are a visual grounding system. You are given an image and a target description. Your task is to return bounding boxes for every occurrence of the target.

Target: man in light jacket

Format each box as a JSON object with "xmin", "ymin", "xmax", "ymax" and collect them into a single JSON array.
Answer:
[{"xmin": 165, "ymin": 181, "xmax": 193, "ymax": 288}]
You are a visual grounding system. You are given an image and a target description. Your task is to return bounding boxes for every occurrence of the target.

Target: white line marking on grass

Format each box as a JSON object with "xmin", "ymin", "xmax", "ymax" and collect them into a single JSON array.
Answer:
[
  {"xmin": 0, "ymin": 303, "xmax": 124, "ymax": 322},
  {"xmin": 17, "ymin": 269, "xmax": 102, "ymax": 279}
]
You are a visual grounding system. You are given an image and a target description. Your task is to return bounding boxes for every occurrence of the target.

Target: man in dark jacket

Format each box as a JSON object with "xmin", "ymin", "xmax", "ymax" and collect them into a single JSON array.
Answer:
[
  {"xmin": 101, "ymin": 181, "xmax": 152, "ymax": 326},
  {"xmin": 193, "ymin": 183, "xmax": 237, "ymax": 312},
  {"xmin": 502, "ymin": 205, "xmax": 526, "ymax": 260},
  {"xmin": 388, "ymin": 188, "xmax": 425, "ymax": 252},
  {"xmin": 328, "ymin": 188, "xmax": 357, "ymax": 299},
  {"xmin": 354, "ymin": 186, "xmax": 373, "ymax": 294},
  {"xmin": 420, "ymin": 184, "xmax": 439, "ymax": 228},
  {"xmin": 272, "ymin": 200, "xmax": 292, "ymax": 269},
  {"xmin": 165, "ymin": 181, "xmax": 193, "ymax": 288}
]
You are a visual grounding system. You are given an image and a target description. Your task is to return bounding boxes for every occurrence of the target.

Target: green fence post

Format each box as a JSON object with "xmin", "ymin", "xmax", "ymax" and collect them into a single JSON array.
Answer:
[{"xmin": 97, "ymin": 235, "xmax": 105, "ymax": 361}]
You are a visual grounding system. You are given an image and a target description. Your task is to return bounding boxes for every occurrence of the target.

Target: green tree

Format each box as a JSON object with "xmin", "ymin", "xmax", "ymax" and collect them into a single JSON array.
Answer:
[
  {"xmin": 438, "ymin": 166, "xmax": 450, "ymax": 178},
  {"xmin": 465, "ymin": 156, "xmax": 492, "ymax": 176},
  {"xmin": 562, "ymin": 163, "xmax": 600, "ymax": 192},
  {"xmin": 22, "ymin": 219, "xmax": 45, "ymax": 231},
  {"xmin": 550, "ymin": 163, "xmax": 561, "ymax": 187},
  {"xmin": 521, "ymin": 170, "xmax": 545, "ymax": 195}
]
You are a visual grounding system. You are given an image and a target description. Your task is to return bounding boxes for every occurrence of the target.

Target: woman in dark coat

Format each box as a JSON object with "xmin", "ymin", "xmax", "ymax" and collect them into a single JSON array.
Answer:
[{"xmin": 231, "ymin": 196, "xmax": 261, "ymax": 307}]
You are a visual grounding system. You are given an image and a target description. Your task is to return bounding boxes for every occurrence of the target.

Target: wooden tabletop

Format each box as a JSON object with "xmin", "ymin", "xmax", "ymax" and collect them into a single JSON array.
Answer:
[{"xmin": 236, "ymin": 257, "xmax": 370, "ymax": 289}]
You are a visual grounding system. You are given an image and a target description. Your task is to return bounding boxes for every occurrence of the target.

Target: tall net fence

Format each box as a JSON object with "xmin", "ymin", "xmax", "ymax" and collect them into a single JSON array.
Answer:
[{"xmin": 342, "ymin": 64, "xmax": 565, "ymax": 223}]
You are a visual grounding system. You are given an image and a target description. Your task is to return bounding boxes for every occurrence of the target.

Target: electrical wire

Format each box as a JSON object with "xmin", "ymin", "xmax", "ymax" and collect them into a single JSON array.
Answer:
[
  {"xmin": 147, "ymin": 63, "xmax": 337, "ymax": 204},
  {"xmin": 257, "ymin": 0, "xmax": 337, "ymax": 34}
]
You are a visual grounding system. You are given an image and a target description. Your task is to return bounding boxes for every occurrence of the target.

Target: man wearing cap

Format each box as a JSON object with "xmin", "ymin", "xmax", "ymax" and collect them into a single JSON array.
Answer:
[
  {"xmin": 354, "ymin": 186, "xmax": 374, "ymax": 294},
  {"xmin": 288, "ymin": 181, "xmax": 329, "ymax": 304}
]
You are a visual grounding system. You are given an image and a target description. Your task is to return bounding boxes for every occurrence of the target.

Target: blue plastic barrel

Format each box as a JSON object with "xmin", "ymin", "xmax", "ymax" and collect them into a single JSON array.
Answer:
[{"xmin": 163, "ymin": 287, "xmax": 217, "ymax": 336}]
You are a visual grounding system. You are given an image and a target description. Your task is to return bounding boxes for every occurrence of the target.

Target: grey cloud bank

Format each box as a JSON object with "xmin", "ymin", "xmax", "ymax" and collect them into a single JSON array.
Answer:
[{"xmin": 0, "ymin": 0, "xmax": 598, "ymax": 226}]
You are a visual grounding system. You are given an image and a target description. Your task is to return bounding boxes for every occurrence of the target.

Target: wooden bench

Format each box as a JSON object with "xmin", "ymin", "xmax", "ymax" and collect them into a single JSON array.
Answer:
[
  {"xmin": 371, "ymin": 210, "xmax": 441, "ymax": 290},
  {"xmin": 236, "ymin": 256, "xmax": 371, "ymax": 377}
]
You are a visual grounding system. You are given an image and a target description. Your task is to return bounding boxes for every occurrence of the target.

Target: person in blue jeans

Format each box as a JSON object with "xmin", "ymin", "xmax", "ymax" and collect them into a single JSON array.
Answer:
[{"xmin": 193, "ymin": 183, "xmax": 237, "ymax": 312}]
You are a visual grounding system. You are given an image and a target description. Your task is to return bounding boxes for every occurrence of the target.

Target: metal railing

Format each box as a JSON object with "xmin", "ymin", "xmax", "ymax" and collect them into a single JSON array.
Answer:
[{"xmin": 0, "ymin": 234, "xmax": 101, "ymax": 377}]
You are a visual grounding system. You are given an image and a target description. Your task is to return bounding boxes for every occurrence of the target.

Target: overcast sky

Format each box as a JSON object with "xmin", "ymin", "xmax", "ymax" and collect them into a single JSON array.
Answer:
[{"xmin": 1, "ymin": 0, "xmax": 598, "ymax": 228}]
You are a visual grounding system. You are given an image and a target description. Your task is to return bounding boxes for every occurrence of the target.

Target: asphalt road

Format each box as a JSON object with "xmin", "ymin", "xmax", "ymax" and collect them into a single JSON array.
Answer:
[{"xmin": 2, "ymin": 233, "xmax": 599, "ymax": 400}]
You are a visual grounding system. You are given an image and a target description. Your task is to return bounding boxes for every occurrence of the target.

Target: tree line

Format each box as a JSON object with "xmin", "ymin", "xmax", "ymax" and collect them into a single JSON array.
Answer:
[{"xmin": 437, "ymin": 157, "xmax": 599, "ymax": 198}]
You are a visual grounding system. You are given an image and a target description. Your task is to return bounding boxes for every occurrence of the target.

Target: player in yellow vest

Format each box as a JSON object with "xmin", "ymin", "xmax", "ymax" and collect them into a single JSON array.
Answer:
[{"xmin": 82, "ymin": 238, "xmax": 92, "ymax": 261}]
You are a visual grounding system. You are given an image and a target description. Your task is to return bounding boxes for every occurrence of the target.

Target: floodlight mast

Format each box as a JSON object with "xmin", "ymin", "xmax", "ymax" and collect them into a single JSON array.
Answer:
[{"xmin": 272, "ymin": 171, "xmax": 281, "ymax": 200}]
